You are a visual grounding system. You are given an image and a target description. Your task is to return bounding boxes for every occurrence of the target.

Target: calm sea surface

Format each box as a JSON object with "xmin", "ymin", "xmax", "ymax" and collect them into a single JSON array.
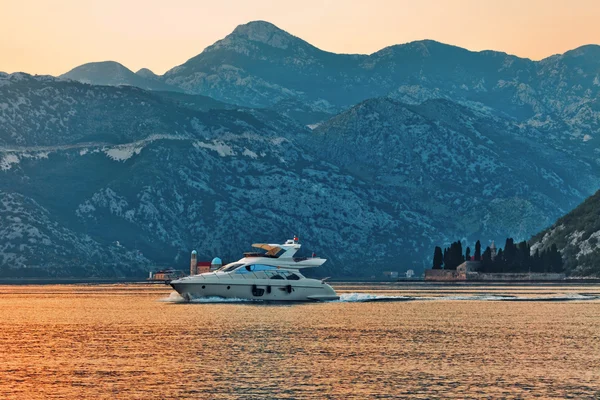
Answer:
[{"xmin": 0, "ymin": 283, "xmax": 599, "ymax": 399}]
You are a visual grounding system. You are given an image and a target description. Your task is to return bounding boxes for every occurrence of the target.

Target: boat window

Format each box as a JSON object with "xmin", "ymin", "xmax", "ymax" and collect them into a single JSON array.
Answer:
[
  {"xmin": 247, "ymin": 264, "xmax": 278, "ymax": 272},
  {"xmin": 220, "ymin": 263, "xmax": 243, "ymax": 272},
  {"xmin": 286, "ymin": 273, "xmax": 301, "ymax": 281},
  {"xmin": 235, "ymin": 265, "xmax": 255, "ymax": 274},
  {"xmin": 270, "ymin": 274, "xmax": 285, "ymax": 280}
]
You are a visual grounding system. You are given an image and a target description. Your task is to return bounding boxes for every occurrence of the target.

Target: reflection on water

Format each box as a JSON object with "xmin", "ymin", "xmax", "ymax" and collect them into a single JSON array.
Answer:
[{"xmin": 0, "ymin": 284, "xmax": 599, "ymax": 399}]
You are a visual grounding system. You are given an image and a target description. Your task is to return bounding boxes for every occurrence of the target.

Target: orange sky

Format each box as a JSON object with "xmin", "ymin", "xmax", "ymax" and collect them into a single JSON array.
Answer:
[{"xmin": 1, "ymin": 0, "xmax": 599, "ymax": 76}]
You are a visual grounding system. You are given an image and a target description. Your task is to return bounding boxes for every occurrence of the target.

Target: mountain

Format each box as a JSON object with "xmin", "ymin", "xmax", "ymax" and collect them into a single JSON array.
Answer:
[
  {"xmin": 530, "ymin": 190, "xmax": 600, "ymax": 277},
  {"xmin": 161, "ymin": 21, "xmax": 599, "ymax": 112},
  {"xmin": 302, "ymin": 97, "xmax": 599, "ymax": 244},
  {"xmin": 4, "ymin": 22, "xmax": 600, "ymax": 278},
  {"xmin": 163, "ymin": 20, "xmax": 360, "ymax": 111},
  {"xmin": 135, "ymin": 68, "xmax": 159, "ymax": 80},
  {"xmin": 160, "ymin": 21, "xmax": 600, "ymax": 160},
  {"xmin": 60, "ymin": 61, "xmax": 181, "ymax": 92},
  {"xmin": 61, "ymin": 22, "xmax": 600, "ymax": 140},
  {"xmin": 0, "ymin": 73, "xmax": 444, "ymax": 277},
  {"xmin": 3, "ymin": 73, "xmax": 598, "ymax": 278}
]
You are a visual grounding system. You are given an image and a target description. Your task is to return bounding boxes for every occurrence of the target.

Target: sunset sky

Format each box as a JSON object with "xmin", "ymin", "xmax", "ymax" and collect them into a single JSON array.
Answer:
[{"xmin": 1, "ymin": 0, "xmax": 599, "ymax": 76}]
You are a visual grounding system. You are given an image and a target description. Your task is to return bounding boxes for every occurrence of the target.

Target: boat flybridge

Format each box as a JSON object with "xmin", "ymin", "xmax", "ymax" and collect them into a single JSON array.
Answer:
[{"xmin": 170, "ymin": 237, "xmax": 339, "ymax": 302}]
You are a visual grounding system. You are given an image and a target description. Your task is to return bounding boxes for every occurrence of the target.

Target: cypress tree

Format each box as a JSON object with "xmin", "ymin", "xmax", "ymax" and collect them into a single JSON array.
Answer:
[
  {"xmin": 482, "ymin": 247, "xmax": 492, "ymax": 273},
  {"xmin": 432, "ymin": 246, "xmax": 443, "ymax": 270},
  {"xmin": 550, "ymin": 244, "xmax": 563, "ymax": 273},
  {"xmin": 474, "ymin": 240, "xmax": 481, "ymax": 261},
  {"xmin": 503, "ymin": 238, "xmax": 515, "ymax": 269},
  {"xmin": 446, "ymin": 241, "xmax": 464, "ymax": 269},
  {"xmin": 514, "ymin": 241, "xmax": 528, "ymax": 272},
  {"xmin": 465, "ymin": 247, "xmax": 471, "ymax": 261},
  {"xmin": 448, "ymin": 243, "xmax": 454, "ymax": 269},
  {"xmin": 542, "ymin": 248, "xmax": 551, "ymax": 273},
  {"xmin": 532, "ymin": 248, "xmax": 541, "ymax": 273}
]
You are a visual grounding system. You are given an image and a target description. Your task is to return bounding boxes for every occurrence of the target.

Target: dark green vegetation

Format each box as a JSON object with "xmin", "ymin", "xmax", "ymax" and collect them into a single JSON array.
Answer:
[
  {"xmin": 431, "ymin": 238, "xmax": 564, "ymax": 274},
  {"xmin": 480, "ymin": 240, "xmax": 563, "ymax": 274}
]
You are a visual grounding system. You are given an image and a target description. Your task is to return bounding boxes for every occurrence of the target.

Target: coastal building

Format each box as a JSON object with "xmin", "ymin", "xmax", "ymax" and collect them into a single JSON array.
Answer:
[
  {"xmin": 189, "ymin": 251, "xmax": 222, "ymax": 274},
  {"xmin": 190, "ymin": 250, "xmax": 197, "ymax": 276},
  {"xmin": 196, "ymin": 261, "xmax": 211, "ymax": 274},
  {"xmin": 405, "ymin": 269, "xmax": 415, "ymax": 279},
  {"xmin": 211, "ymin": 257, "xmax": 223, "ymax": 271},
  {"xmin": 148, "ymin": 269, "xmax": 186, "ymax": 282}
]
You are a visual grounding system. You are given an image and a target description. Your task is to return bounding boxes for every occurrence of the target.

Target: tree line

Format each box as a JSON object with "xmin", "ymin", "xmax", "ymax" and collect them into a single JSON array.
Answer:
[{"xmin": 431, "ymin": 238, "xmax": 563, "ymax": 273}]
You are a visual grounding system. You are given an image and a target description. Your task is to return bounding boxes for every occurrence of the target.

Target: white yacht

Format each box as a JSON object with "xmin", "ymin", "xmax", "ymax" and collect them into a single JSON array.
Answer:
[{"xmin": 170, "ymin": 237, "xmax": 339, "ymax": 302}]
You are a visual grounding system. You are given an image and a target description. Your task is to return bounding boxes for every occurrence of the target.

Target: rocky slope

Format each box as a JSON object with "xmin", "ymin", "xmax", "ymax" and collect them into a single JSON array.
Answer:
[
  {"xmin": 304, "ymin": 97, "xmax": 599, "ymax": 244},
  {"xmin": 160, "ymin": 22, "xmax": 600, "ymax": 139},
  {"xmin": 62, "ymin": 21, "xmax": 600, "ymax": 157},
  {"xmin": 0, "ymin": 73, "xmax": 442, "ymax": 277},
  {"xmin": 4, "ymin": 19, "xmax": 600, "ymax": 278},
  {"xmin": 530, "ymin": 190, "xmax": 600, "ymax": 277}
]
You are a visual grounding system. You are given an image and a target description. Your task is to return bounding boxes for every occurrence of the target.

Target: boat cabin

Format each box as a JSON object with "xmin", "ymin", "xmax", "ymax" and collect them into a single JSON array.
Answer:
[{"xmin": 216, "ymin": 262, "xmax": 304, "ymax": 280}]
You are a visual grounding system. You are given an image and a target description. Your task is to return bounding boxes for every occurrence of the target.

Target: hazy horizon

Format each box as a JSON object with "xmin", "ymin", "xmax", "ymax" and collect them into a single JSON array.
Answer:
[{"xmin": 2, "ymin": 0, "xmax": 599, "ymax": 76}]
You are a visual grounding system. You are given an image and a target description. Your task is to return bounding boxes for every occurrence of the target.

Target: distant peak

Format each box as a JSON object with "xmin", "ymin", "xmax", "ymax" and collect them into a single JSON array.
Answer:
[
  {"xmin": 136, "ymin": 68, "xmax": 157, "ymax": 78},
  {"xmin": 229, "ymin": 20, "xmax": 297, "ymax": 49},
  {"xmin": 81, "ymin": 61, "xmax": 128, "ymax": 69},
  {"xmin": 60, "ymin": 61, "xmax": 132, "ymax": 76},
  {"xmin": 59, "ymin": 61, "xmax": 137, "ymax": 82},
  {"xmin": 232, "ymin": 20, "xmax": 285, "ymax": 35},
  {"xmin": 563, "ymin": 44, "xmax": 600, "ymax": 58}
]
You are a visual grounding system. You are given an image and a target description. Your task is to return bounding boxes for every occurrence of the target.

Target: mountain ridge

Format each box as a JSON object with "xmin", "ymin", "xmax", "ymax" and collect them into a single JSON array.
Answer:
[
  {"xmin": 3, "ymin": 21, "xmax": 600, "ymax": 277},
  {"xmin": 0, "ymin": 74, "xmax": 441, "ymax": 277},
  {"xmin": 4, "ymin": 74, "xmax": 598, "ymax": 277},
  {"xmin": 60, "ymin": 61, "xmax": 181, "ymax": 92},
  {"xmin": 530, "ymin": 190, "xmax": 600, "ymax": 276},
  {"xmin": 57, "ymin": 22, "xmax": 600, "ymax": 143}
]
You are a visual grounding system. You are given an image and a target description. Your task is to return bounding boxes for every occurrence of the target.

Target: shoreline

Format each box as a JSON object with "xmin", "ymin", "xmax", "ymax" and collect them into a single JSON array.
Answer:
[
  {"xmin": 0, "ymin": 278, "xmax": 164, "ymax": 285},
  {"xmin": 1, "ymin": 278, "xmax": 599, "ymax": 286}
]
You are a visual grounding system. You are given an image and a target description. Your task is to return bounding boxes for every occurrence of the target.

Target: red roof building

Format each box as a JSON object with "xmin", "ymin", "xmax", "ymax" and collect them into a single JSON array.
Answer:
[{"xmin": 195, "ymin": 261, "xmax": 211, "ymax": 274}]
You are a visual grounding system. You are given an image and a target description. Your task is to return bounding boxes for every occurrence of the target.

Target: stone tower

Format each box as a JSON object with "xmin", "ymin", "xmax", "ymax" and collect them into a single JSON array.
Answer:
[
  {"xmin": 190, "ymin": 250, "xmax": 197, "ymax": 276},
  {"xmin": 490, "ymin": 241, "xmax": 497, "ymax": 261}
]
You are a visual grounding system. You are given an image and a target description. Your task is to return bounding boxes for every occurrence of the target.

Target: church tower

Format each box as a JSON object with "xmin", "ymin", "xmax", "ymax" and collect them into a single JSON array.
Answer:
[{"xmin": 490, "ymin": 241, "xmax": 497, "ymax": 261}]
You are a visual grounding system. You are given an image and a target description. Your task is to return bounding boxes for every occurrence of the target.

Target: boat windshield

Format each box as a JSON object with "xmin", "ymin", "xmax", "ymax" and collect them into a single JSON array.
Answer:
[{"xmin": 218, "ymin": 263, "xmax": 244, "ymax": 272}]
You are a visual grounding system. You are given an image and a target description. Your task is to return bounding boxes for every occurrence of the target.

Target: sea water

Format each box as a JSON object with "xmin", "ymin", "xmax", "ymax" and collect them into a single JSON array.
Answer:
[{"xmin": 0, "ymin": 284, "xmax": 599, "ymax": 399}]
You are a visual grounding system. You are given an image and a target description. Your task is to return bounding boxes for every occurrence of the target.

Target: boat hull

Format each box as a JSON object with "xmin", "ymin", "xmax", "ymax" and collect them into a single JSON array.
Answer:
[{"xmin": 170, "ymin": 278, "xmax": 339, "ymax": 302}]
